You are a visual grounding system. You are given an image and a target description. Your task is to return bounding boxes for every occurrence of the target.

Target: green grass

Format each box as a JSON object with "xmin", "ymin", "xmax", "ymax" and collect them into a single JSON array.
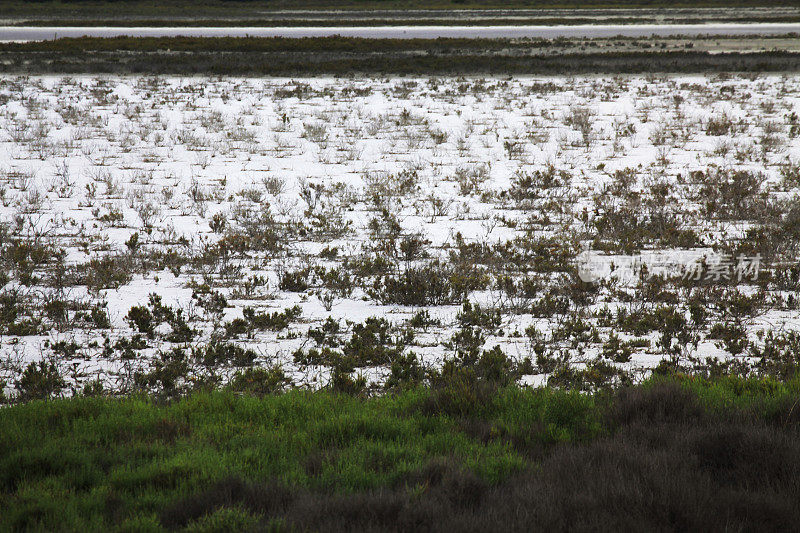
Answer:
[
  {"xmin": 0, "ymin": 388, "xmax": 536, "ymax": 529},
  {"xmin": 1, "ymin": 375, "xmax": 799, "ymax": 531}
]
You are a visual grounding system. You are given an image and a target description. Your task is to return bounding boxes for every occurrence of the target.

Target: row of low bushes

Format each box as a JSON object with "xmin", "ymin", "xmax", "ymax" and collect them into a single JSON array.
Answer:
[{"xmin": 2, "ymin": 47, "xmax": 800, "ymax": 75}]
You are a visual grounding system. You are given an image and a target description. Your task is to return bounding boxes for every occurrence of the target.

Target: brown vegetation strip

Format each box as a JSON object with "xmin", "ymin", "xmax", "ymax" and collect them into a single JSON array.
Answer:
[{"xmin": 2, "ymin": 48, "xmax": 799, "ymax": 75}]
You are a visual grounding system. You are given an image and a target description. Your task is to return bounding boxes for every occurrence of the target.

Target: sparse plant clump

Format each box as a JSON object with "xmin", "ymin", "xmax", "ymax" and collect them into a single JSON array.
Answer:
[
  {"xmin": 224, "ymin": 305, "xmax": 301, "ymax": 338},
  {"xmin": 692, "ymin": 168, "xmax": 768, "ymax": 221},
  {"xmin": 370, "ymin": 260, "xmax": 487, "ymax": 307},
  {"xmin": 126, "ymin": 294, "xmax": 195, "ymax": 343},
  {"xmin": 228, "ymin": 365, "xmax": 291, "ymax": 396},
  {"xmin": 705, "ymin": 112, "xmax": 740, "ymax": 136}
]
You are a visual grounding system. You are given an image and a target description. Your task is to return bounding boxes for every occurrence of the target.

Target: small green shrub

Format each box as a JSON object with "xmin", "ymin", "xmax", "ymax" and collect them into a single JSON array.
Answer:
[
  {"xmin": 126, "ymin": 294, "xmax": 195, "ymax": 342},
  {"xmin": 228, "ymin": 366, "xmax": 291, "ymax": 396},
  {"xmin": 14, "ymin": 360, "xmax": 65, "ymax": 402}
]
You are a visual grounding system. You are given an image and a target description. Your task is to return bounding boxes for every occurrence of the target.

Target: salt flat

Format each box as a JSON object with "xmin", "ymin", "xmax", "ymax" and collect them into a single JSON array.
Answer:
[{"xmin": 1, "ymin": 74, "xmax": 799, "ymax": 395}]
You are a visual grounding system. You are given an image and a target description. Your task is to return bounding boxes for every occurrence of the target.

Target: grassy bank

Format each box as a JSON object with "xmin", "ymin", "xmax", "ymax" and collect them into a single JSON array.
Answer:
[
  {"xmin": 6, "ymin": 51, "xmax": 800, "ymax": 76},
  {"xmin": 2, "ymin": 376, "xmax": 800, "ymax": 531}
]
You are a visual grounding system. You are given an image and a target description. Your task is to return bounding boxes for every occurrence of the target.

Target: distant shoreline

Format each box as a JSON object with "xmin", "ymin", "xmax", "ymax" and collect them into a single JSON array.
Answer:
[
  {"xmin": 3, "ymin": 3, "xmax": 800, "ymax": 27},
  {"xmin": 0, "ymin": 34, "xmax": 798, "ymax": 75}
]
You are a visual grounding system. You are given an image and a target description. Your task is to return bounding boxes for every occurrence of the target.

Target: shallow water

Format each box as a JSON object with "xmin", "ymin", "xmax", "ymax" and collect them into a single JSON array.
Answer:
[{"xmin": 1, "ymin": 23, "xmax": 798, "ymax": 42}]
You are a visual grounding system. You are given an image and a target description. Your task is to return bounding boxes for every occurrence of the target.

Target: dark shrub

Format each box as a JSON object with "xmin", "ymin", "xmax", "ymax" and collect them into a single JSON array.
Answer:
[
  {"xmin": 160, "ymin": 477, "xmax": 294, "ymax": 530},
  {"xmin": 14, "ymin": 361, "xmax": 65, "ymax": 402},
  {"xmin": 607, "ymin": 381, "xmax": 703, "ymax": 427}
]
